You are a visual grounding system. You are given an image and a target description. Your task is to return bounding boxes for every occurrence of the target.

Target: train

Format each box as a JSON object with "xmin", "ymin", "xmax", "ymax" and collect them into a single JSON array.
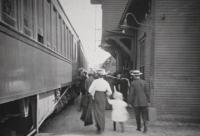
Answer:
[{"xmin": 0, "ymin": 0, "xmax": 87, "ymax": 135}]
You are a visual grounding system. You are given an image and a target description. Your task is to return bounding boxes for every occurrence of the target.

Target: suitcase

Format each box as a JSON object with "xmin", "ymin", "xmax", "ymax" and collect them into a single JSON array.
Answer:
[{"xmin": 148, "ymin": 107, "xmax": 157, "ymax": 121}]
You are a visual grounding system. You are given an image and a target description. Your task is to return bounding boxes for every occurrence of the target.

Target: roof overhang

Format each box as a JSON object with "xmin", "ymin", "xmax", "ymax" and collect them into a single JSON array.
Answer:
[
  {"xmin": 91, "ymin": 0, "xmax": 149, "ymax": 61},
  {"xmin": 120, "ymin": 0, "xmax": 151, "ymax": 27}
]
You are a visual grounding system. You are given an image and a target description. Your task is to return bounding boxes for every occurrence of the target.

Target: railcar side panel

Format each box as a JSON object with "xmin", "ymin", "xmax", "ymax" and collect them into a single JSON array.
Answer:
[
  {"xmin": 0, "ymin": 32, "xmax": 72, "ymax": 104},
  {"xmin": 37, "ymin": 91, "xmax": 56, "ymax": 127}
]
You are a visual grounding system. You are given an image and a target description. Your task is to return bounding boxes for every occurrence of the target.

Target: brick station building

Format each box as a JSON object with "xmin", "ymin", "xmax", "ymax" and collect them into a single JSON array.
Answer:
[{"xmin": 91, "ymin": 0, "xmax": 200, "ymax": 121}]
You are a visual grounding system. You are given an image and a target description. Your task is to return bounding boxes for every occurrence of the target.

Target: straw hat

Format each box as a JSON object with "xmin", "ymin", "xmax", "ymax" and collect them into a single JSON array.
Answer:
[{"xmin": 129, "ymin": 70, "xmax": 143, "ymax": 76}]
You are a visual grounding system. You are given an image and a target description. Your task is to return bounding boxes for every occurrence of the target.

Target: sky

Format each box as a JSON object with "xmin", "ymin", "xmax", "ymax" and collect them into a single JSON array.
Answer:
[{"xmin": 59, "ymin": 0, "xmax": 110, "ymax": 68}]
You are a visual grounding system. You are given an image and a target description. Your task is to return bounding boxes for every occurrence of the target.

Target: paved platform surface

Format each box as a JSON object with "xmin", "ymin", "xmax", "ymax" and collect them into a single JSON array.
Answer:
[{"xmin": 37, "ymin": 98, "xmax": 200, "ymax": 136}]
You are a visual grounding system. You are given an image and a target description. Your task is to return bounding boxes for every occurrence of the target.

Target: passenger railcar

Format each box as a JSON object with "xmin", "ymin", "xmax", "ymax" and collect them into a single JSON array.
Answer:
[{"xmin": 0, "ymin": 0, "xmax": 87, "ymax": 135}]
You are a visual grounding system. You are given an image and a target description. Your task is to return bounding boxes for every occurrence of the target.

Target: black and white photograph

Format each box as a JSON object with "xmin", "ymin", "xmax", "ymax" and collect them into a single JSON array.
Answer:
[{"xmin": 0, "ymin": 0, "xmax": 200, "ymax": 136}]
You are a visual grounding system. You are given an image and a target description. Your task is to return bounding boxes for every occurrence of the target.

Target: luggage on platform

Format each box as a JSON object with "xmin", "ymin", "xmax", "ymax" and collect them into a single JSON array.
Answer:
[{"xmin": 148, "ymin": 107, "xmax": 157, "ymax": 122}]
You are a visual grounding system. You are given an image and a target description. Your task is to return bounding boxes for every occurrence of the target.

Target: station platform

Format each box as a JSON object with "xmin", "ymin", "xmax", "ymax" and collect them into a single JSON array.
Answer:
[{"xmin": 37, "ymin": 97, "xmax": 200, "ymax": 136}]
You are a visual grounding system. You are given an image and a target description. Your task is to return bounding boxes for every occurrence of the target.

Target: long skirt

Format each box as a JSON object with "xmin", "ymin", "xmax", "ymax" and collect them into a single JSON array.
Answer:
[
  {"xmin": 80, "ymin": 95, "xmax": 93, "ymax": 126},
  {"xmin": 93, "ymin": 91, "xmax": 106, "ymax": 131}
]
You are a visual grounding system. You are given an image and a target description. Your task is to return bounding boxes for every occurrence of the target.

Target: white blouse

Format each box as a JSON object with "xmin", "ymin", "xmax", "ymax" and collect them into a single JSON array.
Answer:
[{"xmin": 89, "ymin": 78, "xmax": 112, "ymax": 97}]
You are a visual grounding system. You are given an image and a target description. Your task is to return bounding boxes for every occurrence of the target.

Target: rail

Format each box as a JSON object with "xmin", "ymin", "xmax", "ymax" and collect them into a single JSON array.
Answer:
[{"xmin": 53, "ymin": 86, "xmax": 71, "ymax": 108}]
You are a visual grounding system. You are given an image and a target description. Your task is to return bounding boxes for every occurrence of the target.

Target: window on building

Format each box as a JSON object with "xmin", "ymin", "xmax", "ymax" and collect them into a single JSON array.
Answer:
[
  {"xmin": 1, "ymin": 0, "xmax": 17, "ymax": 28},
  {"xmin": 52, "ymin": 7, "xmax": 57, "ymax": 51},
  {"xmin": 37, "ymin": 0, "xmax": 44, "ymax": 43},
  {"xmin": 23, "ymin": 0, "xmax": 33, "ymax": 36},
  {"xmin": 45, "ymin": 0, "xmax": 51, "ymax": 47}
]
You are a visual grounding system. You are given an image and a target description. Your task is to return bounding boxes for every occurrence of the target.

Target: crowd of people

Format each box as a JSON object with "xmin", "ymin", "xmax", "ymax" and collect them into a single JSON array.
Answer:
[{"xmin": 76, "ymin": 68, "xmax": 151, "ymax": 134}]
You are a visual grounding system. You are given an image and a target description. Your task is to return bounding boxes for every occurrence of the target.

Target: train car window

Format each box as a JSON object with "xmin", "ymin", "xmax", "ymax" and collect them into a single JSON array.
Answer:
[
  {"xmin": 76, "ymin": 44, "xmax": 78, "ymax": 61},
  {"xmin": 65, "ymin": 27, "xmax": 69, "ymax": 58},
  {"xmin": 69, "ymin": 31, "xmax": 72, "ymax": 60},
  {"xmin": 71, "ymin": 34, "xmax": 74, "ymax": 60},
  {"xmin": 63, "ymin": 25, "xmax": 66, "ymax": 57},
  {"xmin": 73, "ymin": 40, "xmax": 75, "ymax": 61},
  {"xmin": 1, "ymin": 0, "xmax": 17, "ymax": 28},
  {"xmin": 23, "ymin": 0, "xmax": 33, "ymax": 37},
  {"xmin": 72, "ymin": 41, "xmax": 75, "ymax": 61},
  {"xmin": 45, "ymin": 0, "xmax": 51, "ymax": 47},
  {"xmin": 52, "ymin": 7, "xmax": 57, "ymax": 51},
  {"xmin": 61, "ymin": 21, "xmax": 65, "ymax": 56},
  {"xmin": 72, "ymin": 40, "xmax": 74, "ymax": 61},
  {"xmin": 57, "ymin": 15, "xmax": 62, "ymax": 53},
  {"xmin": 75, "ymin": 42, "xmax": 77, "ymax": 61},
  {"xmin": 37, "ymin": 0, "xmax": 44, "ymax": 43},
  {"xmin": 67, "ymin": 29, "xmax": 70, "ymax": 59}
]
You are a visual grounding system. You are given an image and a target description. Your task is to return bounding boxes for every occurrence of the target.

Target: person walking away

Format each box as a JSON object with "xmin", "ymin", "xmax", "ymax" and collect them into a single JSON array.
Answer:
[
  {"xmin": 104, "ymin": 75, "xmax": 114, "ymax": 110},
  {"xmin": 115, "ymin": 73, "xmax": 122, "ymax": 92},
  {"xmin": 80, "ymin": 72, "xmax": 94, "ymax": 125},
  {"xmin": 89, "ymin": 69, "xmax": 112, "ymax": 134},
  {"xmin": 128, "ymin": 70, "xmax": 150, "ymax": 133},
  {"xmin": 79, "ymin": 70, "xmax": 87, "ymax": 111},
  {"xmin": 85, "ymin": 73, "xmax": 94, "ymax": 93},
  {"xmin": 107, "ymin": 86, "xmax": 129, "ymax": 133},
  {"xmin": 116, "ymin": 73, "xmax": 130, "ymax": 102}
]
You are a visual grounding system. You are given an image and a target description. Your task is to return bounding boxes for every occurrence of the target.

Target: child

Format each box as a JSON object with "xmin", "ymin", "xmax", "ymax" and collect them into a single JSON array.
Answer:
[{"xmin": 107, "ymin": 86, "xmax": 129, "ymax": 132}]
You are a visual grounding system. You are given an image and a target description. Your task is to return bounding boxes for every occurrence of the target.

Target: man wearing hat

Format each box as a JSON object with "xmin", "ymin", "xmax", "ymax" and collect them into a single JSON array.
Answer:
[{"xmin": 128, "ymin": 70, "xmax": 150, "ymax": 133}]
